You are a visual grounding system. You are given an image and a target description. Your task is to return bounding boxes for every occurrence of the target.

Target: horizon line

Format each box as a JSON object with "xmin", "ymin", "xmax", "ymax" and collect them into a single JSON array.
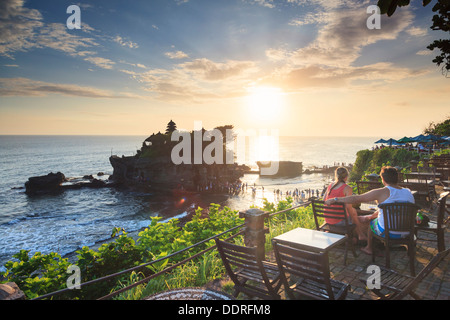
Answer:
[{"xmin": 0, "ymin": 134, "xmax": 383, "ymax": 138}]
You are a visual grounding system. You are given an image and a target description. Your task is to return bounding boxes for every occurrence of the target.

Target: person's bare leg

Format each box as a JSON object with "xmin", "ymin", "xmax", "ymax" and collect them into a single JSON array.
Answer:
[
  {"xmin": 361, "ymin": 226, "xmax": 373, "ymax": 255},
  {"xmin": 348, "ymin": 207, "xmax": 367, "ymax": 241}
]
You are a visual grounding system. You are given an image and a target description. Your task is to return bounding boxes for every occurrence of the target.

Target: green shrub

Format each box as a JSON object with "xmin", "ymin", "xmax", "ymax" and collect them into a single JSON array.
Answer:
[
  {"xmin": 0, "ymin": 204, "xmax": 244, "ymax": 300},
  {"xmin": 350, "ymin": 148, "xmax": 420, "ymax": 181}
]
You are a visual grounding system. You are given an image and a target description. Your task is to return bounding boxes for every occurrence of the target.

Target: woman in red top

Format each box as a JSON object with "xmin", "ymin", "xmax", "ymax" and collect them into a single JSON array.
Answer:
[{"xmin": 324, "ymin": 167, "xmax": 367, "ymax": 241}]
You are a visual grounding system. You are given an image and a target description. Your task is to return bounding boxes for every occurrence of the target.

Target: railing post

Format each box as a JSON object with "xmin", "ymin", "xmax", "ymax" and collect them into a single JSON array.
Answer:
[
  {"xmin": 239, "ymin": 208, "xmax": 269, "ymax": 259},
  {"xmin": 410, "ymin": 160, "xmax": 418, "ymax": 172}
]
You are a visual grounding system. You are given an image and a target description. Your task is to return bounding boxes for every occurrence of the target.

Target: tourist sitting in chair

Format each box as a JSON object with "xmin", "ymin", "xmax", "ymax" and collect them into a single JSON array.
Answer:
[
  {"xmin": 325, "ymin": 166, "xmax": 415, "ymax": 255},
  {"xmin": 323, "ymin": 167, "xmax": 367, "ymax": 241}
]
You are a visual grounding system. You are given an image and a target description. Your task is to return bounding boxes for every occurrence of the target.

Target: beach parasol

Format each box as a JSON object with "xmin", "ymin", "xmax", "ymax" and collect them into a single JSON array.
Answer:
[
  {"xmin": 385, "ymin": 138, "xmax": 401, "ymax": 146},
  {"xmin": 427, "ymin": 134, "xmax": 444, "ymax": 141},
  {"xmin": 374, "ymin": 138, "xmax": 388, "ymax": 144},
  {"xmin": 418, "ymin": 134, "xmax": 443, "ymax": 143},
  {"xmin": 384, "ymin": 138, "xmax": 401, "ymax": 146},
  {"xmin": 409, "ymin": 134, "xmax": 425, "ymax": 142},
  {"xmin": 397, "ymin": 136, "xmax": 413, "ymax": 143}
]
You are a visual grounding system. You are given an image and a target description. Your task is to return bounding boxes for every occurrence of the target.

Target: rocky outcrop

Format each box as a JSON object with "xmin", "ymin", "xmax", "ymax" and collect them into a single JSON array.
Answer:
[
  {"xmin": 256, "ymin": 161, "xmax": 303, "ymax": 177},
  {"xmin": 109, "ymin": 155, "xmax": 248, "ymax": 192},
  {"xmin": 0, "ymin": 282, "xmax": 25, "ymax": 300},
  {"xmin": 24, "ymin": 172, "xmax": 114, "ymax": 195},
  {"xmin": 25, "ymin": 172, "xmax": 66, "ymax": 195}
]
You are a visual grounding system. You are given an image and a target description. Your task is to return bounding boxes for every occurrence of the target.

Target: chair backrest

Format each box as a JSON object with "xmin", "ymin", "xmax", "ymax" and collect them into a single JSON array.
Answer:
[
  {"xmin": 272, "ymin": 240, "xmax": 335, "ymax": 299},
  {"xmin": 378, "ymin": 202, "xmax": 419, "ymax": 235},
  {"xmin": 356, "ymin": 181, "xmax": 383, "ymax": 195},
  {"xmin": 214, "ymin": 239, "xmax": 276, "ymax": 298},
  {"xmin": 398, "ymin": 182, "xmax": 430, "ymax": 193},
  {"xmin": 405, "ymin": 173, "xmax": 433, "ymax": 184},
  {"xmin": 395, "ymin": 248, "xmax": 450, "ymax": 300},
  {"xmin": 311, "ymin": 200, "xmax": 349, "ymax": 229},
  {"xmin": 436, "ymin": 192, "xmax": 449, "ymax": 226}
]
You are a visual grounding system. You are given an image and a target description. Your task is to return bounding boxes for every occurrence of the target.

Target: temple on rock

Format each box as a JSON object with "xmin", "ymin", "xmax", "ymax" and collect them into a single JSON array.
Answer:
[{"xmin": 109, "ymin": 121, "xmax": 249, "ymax": 193}]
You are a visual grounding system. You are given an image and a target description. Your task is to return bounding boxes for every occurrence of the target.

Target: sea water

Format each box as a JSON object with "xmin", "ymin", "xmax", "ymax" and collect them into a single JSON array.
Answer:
[{"xmin": 0, "ymin": 135, "xmax": 376, "ymax": 267}]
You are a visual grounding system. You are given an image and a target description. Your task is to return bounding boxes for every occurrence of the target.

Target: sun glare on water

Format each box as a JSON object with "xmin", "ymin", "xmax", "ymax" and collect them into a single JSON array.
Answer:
[{"xmin": 245, "ymin": 86, "xmax": 285, "ymax": 124}]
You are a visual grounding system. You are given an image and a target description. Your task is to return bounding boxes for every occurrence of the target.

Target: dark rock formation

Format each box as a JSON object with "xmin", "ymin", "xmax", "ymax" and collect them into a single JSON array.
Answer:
[
  {"xmin": 256, "ymin": 161, "xmax": 303, "ymax": 177},
  {"xmin": 24, "ymin": 172, "xmax": 114, "ymax": 195},
  {"xmin": 109, "ymin": 155, "xmax": 248, "ymax": 192},
  {"xmin": 25, "ymin": 172, "xmax": 66, "ymax": 195}
]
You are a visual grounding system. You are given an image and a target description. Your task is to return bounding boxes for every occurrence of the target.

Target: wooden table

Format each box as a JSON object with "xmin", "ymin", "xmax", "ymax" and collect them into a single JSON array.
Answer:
[
  {"xmin": 272, "ymin": 227, "xmax": 347, "ymax": 253},
  {"xmin": 356, "ymin": 201, "xmax": 378, "ymax": 216}
]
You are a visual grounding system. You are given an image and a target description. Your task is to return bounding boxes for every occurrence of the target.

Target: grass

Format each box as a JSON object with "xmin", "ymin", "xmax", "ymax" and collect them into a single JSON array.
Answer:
[{"xmin": 265, "ymin": 203, "xmax": 318, "ymax": 253}]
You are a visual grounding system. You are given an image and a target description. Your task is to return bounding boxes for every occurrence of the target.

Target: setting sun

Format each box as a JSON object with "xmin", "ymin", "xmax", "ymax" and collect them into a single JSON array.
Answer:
[{"xmin": 245, "ymin": 87, "xmax": 285, "ymax": 124}]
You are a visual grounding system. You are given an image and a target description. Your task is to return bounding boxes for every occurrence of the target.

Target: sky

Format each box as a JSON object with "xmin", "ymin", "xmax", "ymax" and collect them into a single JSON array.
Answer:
[{"xmin": 0, "ymin": 0, "xmax": 449, "ymax": 137}]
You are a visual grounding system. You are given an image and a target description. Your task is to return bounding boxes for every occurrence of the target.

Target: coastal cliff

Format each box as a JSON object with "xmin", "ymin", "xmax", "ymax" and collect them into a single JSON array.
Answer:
[
  {"xmin": 109, "ymin": 154, "xmax": 248, "ymax": 192},
  {"xmin": 109, "ymin": 121, "xmax": 249, "ymax": 192}
]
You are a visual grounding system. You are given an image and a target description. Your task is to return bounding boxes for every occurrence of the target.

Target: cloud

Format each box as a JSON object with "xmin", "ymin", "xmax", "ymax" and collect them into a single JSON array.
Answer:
[
  {"xmin": 0, "ymin": 77, "xmax": 138, "ymax": 98},
  {"xmin": 261, "ymin": 63, "xmax": 429, "ymax": 91},
  {"xmin": 416, "ymin": 49, "xmax": 432, "ymax": 56},
  {"xmin": 119, "ymin": 60, "xmax": 147, "ymax": 69},
  {"xmin": 0, "ymin": 0, "xmax": 43, "ymax": 58},
  {"xmin": 0, "ymin": 1, "xmax": 100, "ymax": 59},
  {"xmin": 179, "ymin": 58, "xmax": 258, "ymax": 81},
  {"xmin": 84, "ymin": 57, "xmax": 116, "ymax": 69},
  {"xmin": 287, "ymin": 0, "xmax": 356, "ymax": 10},
  {"xmin": 260, "ymin": 3, "xmax": 429, "ymax": 92},
  {"xmin": 75, "ymin": 3, "xmax": 94, "ymax": 10},
  {"xmin": 289, "ymin": 7, "xmax": 414, "ymax": 67},
  {"xmin": 265, "ymin": 48, "xmax": 290, "ymax": 61},
  {"xmin": 249, "ymin": 0, "xmax": 275, "ymax": 8},
  {"xmin": 407, "ymin": 27, "xmax": 428, "ymax": 37},
  {"xmin": 165, "ymin": 51, "xmax": 189, "ymax": 59},
  {"xmin": 0, "ymin": 0, "xmax": 120, "ymax": 72},
  {"xmin": 127, "ymin": 58, "xmax": 258, "ymax": 102},
  {"xmin": 289, "ymin": 11, "xmax": 331, "ymax": 26},
  {"xmin": 113, "ymin": 35, "xmax": 139, "ymax": 49},
  {"xmin": 136, "ymin": 68, "xmax": 221, "ymax": 102},
  {"xmin": 37, "ymin": 23, "xmax": 99, "ymax": 56}
]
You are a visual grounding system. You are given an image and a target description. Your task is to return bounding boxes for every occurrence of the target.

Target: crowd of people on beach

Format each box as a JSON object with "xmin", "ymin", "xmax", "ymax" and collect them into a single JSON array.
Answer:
[{"xmin": 214, "ymin": 181, "xmax": 326, "ymax": 202}]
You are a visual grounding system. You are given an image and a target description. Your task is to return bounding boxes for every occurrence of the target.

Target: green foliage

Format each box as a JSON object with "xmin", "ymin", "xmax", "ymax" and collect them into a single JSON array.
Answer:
[
  {"xmin": 1, "ymin": 204, "xmax": 243, "ymax": 300},
  {"xmin": 1, "ymin": 250, "xmax": 72, "ymax": 299},
  {"xmin": 1, "ymin": 199, "xmax": 319, "ymax": 300},
  {"xmin": 261, "ymin": 198, "xmax": 318, "ymax": 253},
  {"xmin": 424, "ymin": 116, "xmax": 450, "ymax": 136},
  {"xmin": 349, "ymin": 148, "xmax": 420, "ymax": 181},
  {"xmin": 377, "ymin": 0, "xmax": 411, "ymax": 17}
]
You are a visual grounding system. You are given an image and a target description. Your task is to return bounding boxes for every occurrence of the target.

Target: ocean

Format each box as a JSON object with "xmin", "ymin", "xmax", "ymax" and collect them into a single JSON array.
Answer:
[{"xmin": 0, "ymin": 135, "xmax": 376, "ymax": 267}]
